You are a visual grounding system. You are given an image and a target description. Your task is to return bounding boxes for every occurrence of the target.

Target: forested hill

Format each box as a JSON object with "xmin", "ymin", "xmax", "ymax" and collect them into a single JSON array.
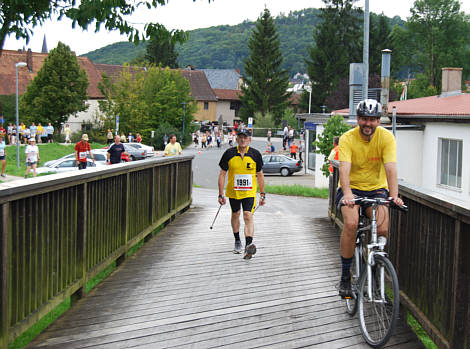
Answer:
[{"xmin": 82, "ymin": 8, "xmax": 404, "ymax": 75}]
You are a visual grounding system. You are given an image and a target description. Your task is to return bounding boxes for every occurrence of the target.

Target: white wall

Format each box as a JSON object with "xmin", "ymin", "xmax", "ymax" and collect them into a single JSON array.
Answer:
[
  {"xmin": 65, "ymin": 99, "xmax": 101, "ymax": 133},
  {"xmin": 395, "ymin": 130, "xmax": 424, "ymax": 186},
  {"xmin": 420, "ymin": 123, "xmax": 470, "ymax": 203},
  {"xmin": 215, "ymin": 101, "xmax": 235, "ymax": 125}
]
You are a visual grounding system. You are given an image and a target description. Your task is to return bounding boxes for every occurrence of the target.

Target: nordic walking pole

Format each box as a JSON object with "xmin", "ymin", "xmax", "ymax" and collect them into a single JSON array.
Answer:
[{"xmin": 210, "ymin": 204, "xmax": 222, "ymax": 230}]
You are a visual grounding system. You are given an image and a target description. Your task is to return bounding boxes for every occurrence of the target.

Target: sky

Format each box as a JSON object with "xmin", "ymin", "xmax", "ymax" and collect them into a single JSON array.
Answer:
[{"xmin": 3, "ymin": 0, "xmax": 470, "ymax": 56}]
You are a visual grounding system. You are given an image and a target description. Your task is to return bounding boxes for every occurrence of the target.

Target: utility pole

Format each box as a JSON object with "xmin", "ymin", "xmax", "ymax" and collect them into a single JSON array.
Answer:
[{"xmin": 362, "ymin": 0, "xmax": 370, "ymax": 101}]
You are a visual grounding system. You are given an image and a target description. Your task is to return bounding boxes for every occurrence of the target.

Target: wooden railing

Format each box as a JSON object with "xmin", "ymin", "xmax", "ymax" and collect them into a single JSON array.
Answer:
[
  {"xmin": 0, "ymin": 156, "xmax": 193, "ymax": 348},
  {"xmin": 328, "ymin": 165, "xmax": 470, "ymax": 349}
]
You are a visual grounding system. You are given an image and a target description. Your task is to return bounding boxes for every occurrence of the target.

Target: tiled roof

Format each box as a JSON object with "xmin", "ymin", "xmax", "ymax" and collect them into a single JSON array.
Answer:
[
  {"xmin": 202, "ymin": 69, "xmax": 241, "ymax": 89},
  {"xmin": 213, "ymin": 89, "xmax": 241, "ymax": 101},
  {"xmin": 333, "ymin": 93, "xmax": 470, "ymax": 117},
  {"xmin": 94, "ymin": 63, "xmax": 145, "ymax": 83},
  {"xmin": 0, "ymin": 49, "xmax": 103, "ymax": 98},
  {"xmin": 181, "ymin": 70, "xmax": 217, "ymax": 101}
]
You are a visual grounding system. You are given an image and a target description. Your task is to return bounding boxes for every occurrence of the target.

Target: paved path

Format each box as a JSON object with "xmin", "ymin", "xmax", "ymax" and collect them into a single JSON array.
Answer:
[{"xmin": 28, "ymin": 188, "xmax": 423, "ymax": 348}]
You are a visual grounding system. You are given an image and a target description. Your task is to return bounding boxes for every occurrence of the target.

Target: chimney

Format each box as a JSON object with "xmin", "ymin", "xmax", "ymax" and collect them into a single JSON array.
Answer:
[
  {"xmin": 26, "ymin": 48, "xmax": 33, "ymax": 72},
  {"xmin": 441, "ymin": 67, "xmax": 462, "ymax": 97}
]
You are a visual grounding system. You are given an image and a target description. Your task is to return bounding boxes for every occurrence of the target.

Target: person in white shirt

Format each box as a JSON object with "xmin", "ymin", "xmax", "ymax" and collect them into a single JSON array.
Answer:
[
  {"xmin": 0, "ymin": 135, "xmax": 6, "ymax": 177},
  {"xmin": 24, "ymin": 138, "xmax": 40, "ymax": 178}
]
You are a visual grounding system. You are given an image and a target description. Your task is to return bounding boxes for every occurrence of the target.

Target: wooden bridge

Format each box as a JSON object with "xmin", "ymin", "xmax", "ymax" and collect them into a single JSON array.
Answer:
[{"xmin": 1, "ymin": 157, "xmax": 467, "ymax": 348}]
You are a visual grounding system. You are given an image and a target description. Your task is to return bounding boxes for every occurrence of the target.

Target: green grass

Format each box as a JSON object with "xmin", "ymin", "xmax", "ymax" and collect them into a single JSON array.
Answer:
[
  {"xmin": 264, "ymin": 184, "xmax": 329, "ymax": 198},
  {"xmin": 407, "ymin": 312, "xmax": 438, "ymax": 349},
  {"xmin": 4, "ymin": 142, "xmax": 105, "ymax": 177},
  {"xmin": 193, "ymin": 183, "xmax": 201, "ymax": 188}
]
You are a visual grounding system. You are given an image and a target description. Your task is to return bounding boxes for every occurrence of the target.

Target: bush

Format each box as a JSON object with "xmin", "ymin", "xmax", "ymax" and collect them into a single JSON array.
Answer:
[
  {"xmin": 313, "ymin": 114, "xmax": 350, "ymax": 177},
  {"xmin": 254, "ymin": 112, "xmax": 277, "ymax": 128}
]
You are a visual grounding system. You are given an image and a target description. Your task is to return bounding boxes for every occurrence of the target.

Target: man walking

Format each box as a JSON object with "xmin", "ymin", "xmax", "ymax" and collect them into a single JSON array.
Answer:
[
  {"xmin": 218, "ymin": 129, "xmax": 266, "ymax": 260},
  {"xmin": 107, "ymin": 135, "xmax": 127, "ymax": 164},
  {"xmin": 164, "ymin": 134, "xmax": 182, "ymax": 156},
  {"xmin": 75, "ymin": 134, "xmax": 95, "ymax": 170}
]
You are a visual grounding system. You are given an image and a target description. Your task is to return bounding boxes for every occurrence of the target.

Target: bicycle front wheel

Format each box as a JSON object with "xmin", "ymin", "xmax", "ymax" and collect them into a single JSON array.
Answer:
[{"xmin": 357, "ymin": 254, "xmax": 400, "ymax": 348}]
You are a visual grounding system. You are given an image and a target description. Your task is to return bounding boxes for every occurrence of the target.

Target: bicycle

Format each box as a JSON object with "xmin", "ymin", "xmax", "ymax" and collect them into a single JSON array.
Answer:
[{"xmin": 342, "ymin": 197, "xmax": 408, "ymax": 348}]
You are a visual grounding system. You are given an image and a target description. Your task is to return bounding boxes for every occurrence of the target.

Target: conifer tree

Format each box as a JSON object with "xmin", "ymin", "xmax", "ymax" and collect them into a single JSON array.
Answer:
[
  {"xmin": 20, "ymin": 42, "xmax": 89, "ymax": 133},
  {"xmin": 305, "ymin": 0, "xmax": 362, "ymax": 112},
  {"xmin": 240, "ymin": 8, "xmax": 291, "ymax": 125}
]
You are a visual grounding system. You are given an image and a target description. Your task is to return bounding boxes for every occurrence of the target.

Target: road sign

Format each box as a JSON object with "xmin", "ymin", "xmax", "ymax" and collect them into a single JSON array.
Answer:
[
  {"xmin": 248, "ymin": 117, "xmax": 253, "ymax": 128},
  {"xmin": 304, "ymin": 122, "xmax": 316, "ymax": 130},
  {"xmin": 116, "ymin": 114, "xmax": 119, "ymax": 135}
]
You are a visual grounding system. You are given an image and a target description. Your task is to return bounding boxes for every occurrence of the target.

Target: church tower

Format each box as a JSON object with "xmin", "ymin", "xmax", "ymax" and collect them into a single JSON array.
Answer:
[{"xmin": 41, "ymin": 34, "xmax": 48, "ymax": 53}]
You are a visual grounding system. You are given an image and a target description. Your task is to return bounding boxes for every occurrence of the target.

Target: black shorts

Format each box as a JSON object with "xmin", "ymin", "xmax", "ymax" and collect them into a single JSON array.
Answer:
[
  {"xmin": 335, "ymin": 187, "xmax": 389, "ymax": 211},
  {"xmin": 229, "ymin": 197, "xmax": 256, "ymax": 214},
  {"xmin": 78, "ymin": 161, "xmax": 88, "ymax": 170}
]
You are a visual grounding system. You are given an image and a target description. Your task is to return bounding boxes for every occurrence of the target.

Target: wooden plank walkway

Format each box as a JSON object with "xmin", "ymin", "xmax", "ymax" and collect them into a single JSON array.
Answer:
[{"xmin": 28, "ymin": 188, "xmax": 424, "ymax": 348}]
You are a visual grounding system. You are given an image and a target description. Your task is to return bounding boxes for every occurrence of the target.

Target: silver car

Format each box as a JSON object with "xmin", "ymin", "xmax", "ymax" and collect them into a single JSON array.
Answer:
[
  {"xmin": 123, "ymin": 143, "xmax": 147, "ymax": 161},
  {"xmin": 127, "ymin": 142, "xmax": 155, "ymax": 157},
  {"xmin": 262, "ymin": 155, "xmax": 303, "ymax": 177},
  {"xmin": 36, "ymin": 158, "xmax": 104, "ymax": 175}
]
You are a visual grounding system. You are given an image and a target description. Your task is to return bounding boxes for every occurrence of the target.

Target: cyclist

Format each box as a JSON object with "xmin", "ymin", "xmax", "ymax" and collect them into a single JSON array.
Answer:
[
  {"xmin": 218, "ymin": 129, "xmax": 265, "ymax": 259},
  {"xmin": 336, "ymin": 99, "xmax": 403, "ymax": 298}
]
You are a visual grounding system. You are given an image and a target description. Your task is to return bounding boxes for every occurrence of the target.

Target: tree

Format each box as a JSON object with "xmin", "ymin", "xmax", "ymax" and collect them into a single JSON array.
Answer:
[
  {"xmin": 313, "ymin": 114, "xmax": 350, "ymax": 177},
  {"xmin": 98, "ymin": 65, "xmax": 196, "ymax": 144},
  {"xmin": 0, "ymin": 0, "xmax": 202, "ymax": 54},
  {"xmin": 239, "ymin": 8, "xmax": 292, "ymax": 125},
  {"xmin": 144, "ymin": 27, "xmax": 188, "ymax": 68},
  {"xmin": 305, "ymin": 0, "xmax": 362, "ymax": 112},
  {"xmin": 369, "ymin": 13, "xmax": 392, "ymax": 76},
  {"xmin": 20, "ymin": 42, "xmax": 89, "ymax": 133},
  {"xmin": 408, "ymin": 0, "xmax": 470, "ymax": 90}
]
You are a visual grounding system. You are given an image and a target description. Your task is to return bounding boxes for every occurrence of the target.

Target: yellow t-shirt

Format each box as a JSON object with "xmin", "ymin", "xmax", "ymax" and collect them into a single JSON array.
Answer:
[
  {"xmin": 339, "ymin": 126, "xmax": 396, "ymax": 191},
  {"xmin": 164, "ymin": 142, "xmax": 182, "ymax": 156}
]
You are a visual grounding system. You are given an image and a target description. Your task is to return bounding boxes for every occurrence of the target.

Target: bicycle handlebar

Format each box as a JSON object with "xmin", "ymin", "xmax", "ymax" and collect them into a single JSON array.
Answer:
[{"xmin": 345, "ymin": 197, "xmax": 408, "ymax": 212}]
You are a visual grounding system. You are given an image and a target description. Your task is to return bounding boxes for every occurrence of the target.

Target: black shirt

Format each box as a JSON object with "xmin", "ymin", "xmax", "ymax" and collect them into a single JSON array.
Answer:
[{"xmin": 108, "ymin": 143, "xmax": 125, "ymax": 164}]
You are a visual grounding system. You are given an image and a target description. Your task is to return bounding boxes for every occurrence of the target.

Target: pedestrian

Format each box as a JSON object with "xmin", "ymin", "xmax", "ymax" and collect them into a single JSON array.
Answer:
[
  {"xmin": 7, "ymin": 123, "xmax": 13, "ymax": 144},
  {"xmin": 216, "ymin": 133, "xmax": 221, "ymax": 148},
  {"xmin": 38, "ymin": 123, "xmax": 48, "ymax": 144},
  {"xmin": 164, "ymin": 134, "xmax": 182, "ymax": 156},
  {"xmin": 0, "ymin": 135, "xmax": 6, "ymax": 177},
  {"xmin": 328, "ymin": 136, "xmax": 339, "ymax": 174},
  {"xmin": 193, "ymin": 133, "xmax": 199, "ymax": 147},
  {"xmin": 64, "ymin": 123, "xmax": 71, "ymax": 144},
  {"xmin": 74, "ymin": 134, "xmax": 95, "ymax": 170},
  {"xmin": 19, "ymin": 122, "xmax": 26, "ymax": 144},
  {"xmin": 136, "ymin": 133, "xmax": 142, "ymax": 143},
  {"xmin": 282, "ymin": 124, "xmax": 288, "ymax": 150},
  {"xmin": 299, "ymin": 140, "xmax": 304, "ymax": 162},
  {"xmin": 106, "ymin": 129, "xmax": 113, "ymax": 145},
  {"xmin": 201, "ymin": 133, "xmax": 207, "ymax": 149},
  {"xmin": 107, "ymin": 135, "xmax": 127, "ymax": 164},
  {"xmin": 46, "ymin": 122, "xmax": 54, "ymax": 143},
  {"xmin": 288, "ymin": 127, "xmax": 294, "ymax": 148},
  {"xmin": 290, "ymin": 141, "xmax": 298, "ymax": 159},
  {"xmin": 24, "ymin": 138, "xmax": 39, "ymax": 178},
  {"xmin": 218, "ymin": 129, "xmax": 266, "ymax": 259},
  {"xmin": 23, "ymin": 127, "xmax": 30, "ymax": 144},
  {"xmin": 163, "ymin": 134, "xmax": 168, "ymax": 146},
  {"xmin": 11, "ymin": 125, "xmax": 17, "ymax": 145},
  {"xmin": 120, "ymin": 133, "xmax": 126, "ymax": 143},
  {"xmin": 0, "ymin": 124, "xmax": 5, "ymax": 139},
  {"xmin": 128, "ymin": 132, "xmax": 134, "ymax": 143},
  {"xmin": 267, "ymin": 128, "xmax": 272, "ymax": 143},
  {"xmin": 29, "ymin": 122, "xmax": 37, "ymax": 142}
]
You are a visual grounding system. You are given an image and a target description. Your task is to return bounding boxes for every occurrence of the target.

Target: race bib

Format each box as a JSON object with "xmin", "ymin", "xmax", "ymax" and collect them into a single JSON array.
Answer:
[
  {"xmin": 234, "ymin": 174, "xmax": 253, "ymax": 191},
  {"xmin": 79, "ymin": 151, "xmax": 87, "ymax": 160},
  {"xmin": 0, "ymin": 149, "xmax": 4, "ymax": 156}
]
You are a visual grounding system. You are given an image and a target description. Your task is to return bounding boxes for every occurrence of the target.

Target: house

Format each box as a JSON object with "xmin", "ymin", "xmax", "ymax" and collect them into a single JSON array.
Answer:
[
  {"xmin": 0, "ymin": 49, "xmax": 103, "ymax": 132},
  {"xmin": 202, "ymin": 69, "xmax": 242, "ymax": 125},
  {"xmin": 181, "ymin": 69, "xmax": 217, "ymax": 122},
  {"xmin": 333, "ymin": 67, "xmax": 470, "ymax": 206}
]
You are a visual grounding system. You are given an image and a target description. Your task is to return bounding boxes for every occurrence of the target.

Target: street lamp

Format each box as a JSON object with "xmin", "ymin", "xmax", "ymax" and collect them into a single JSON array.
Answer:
[
  {"xmin": 15, "ymin": 62, "xmax": 27, "ymax": 168},
  {"xmin": 182, "ymin": 102, "xmax": 187, "ymax": 140},
  {"xmin": 304, "ymin": 84, "xmax": 312, "ymax": 114}
]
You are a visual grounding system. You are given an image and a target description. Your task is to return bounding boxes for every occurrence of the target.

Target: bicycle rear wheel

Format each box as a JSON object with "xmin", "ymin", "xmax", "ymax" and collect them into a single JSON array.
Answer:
[{"xmin": 357, "ymin": 254, "xmax": 399, "ymax": 347}]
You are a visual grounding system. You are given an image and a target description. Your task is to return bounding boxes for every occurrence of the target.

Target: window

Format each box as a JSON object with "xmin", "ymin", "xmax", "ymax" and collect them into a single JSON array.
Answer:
[
  {"xmin": 439, "ymin": 138, "xmax": 462, "ymax": 188},
  {"xmin": 204, "ymin": 102, "xmax": 209, "ymax": 110},
  {"xmin": 58, "ymin": 160, "xmax": 75, "ymax": 168}
]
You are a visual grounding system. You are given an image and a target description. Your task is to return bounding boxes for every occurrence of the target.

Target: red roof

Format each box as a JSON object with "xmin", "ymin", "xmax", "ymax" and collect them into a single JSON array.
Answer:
[
  {"xmin": 333, "ymin": 93, "xmax": 470, "ymax": 117},
  {"xmin": 213, "ymin": 89, "xmax": 241, "ymax": 101},
  {"xmin": 0, "ymin": 49, "xmax": 103, "ymax": 98},
  {"xmin": 180, "ymin": 70, "xmax": 217, "ymax": 101}
]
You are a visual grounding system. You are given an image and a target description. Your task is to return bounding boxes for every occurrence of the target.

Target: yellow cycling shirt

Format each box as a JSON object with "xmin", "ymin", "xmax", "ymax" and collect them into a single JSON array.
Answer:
[
  {"xmin": 219, "ymin": 146, "xmax": 263, "ymax": 199},
  {"xmin": 339, "ymin": 126, "xmax": 396, "ymax": 191}
]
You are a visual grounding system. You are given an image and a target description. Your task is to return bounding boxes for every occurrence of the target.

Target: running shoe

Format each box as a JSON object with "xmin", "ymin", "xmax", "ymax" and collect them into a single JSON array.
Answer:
[
  {"xmin": 233, "ymin": 240, "xmax": 242, "ymax": 254},
  {"xmin": 338, "ymin": 276, "xmax": 353, "ymax": 299},
  {"xmin": 0, "ymin": 174, "xmax": 5, "ymax": 177},
  {"xmin": 243, "ymin": 243, "xmax": 257, "ymax": 260}
]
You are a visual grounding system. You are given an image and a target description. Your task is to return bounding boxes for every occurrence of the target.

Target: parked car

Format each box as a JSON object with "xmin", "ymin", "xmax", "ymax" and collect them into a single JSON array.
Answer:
[
  {"xmin": 127, "ymin": 142, "xmax": 155, "ymax": 157},
  {"xmin": 36, "ymin": 158, "xmax": 105, "ymax": 175},
  {"xmin": 44, "ymin": 149, "xmax": 129, "ymax": 168},
  {"xmin": 121, "ymin": 143, "xmax": 146, "ymax": 161},
  {"xmin": 262, "ymin": 155, "xmax": 303, "ymax": 176}
]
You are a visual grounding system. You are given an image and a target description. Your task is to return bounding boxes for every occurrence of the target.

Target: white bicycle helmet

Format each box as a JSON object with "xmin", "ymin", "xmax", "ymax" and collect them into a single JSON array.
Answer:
[{"xmin": 356, "ymin": 99, "xmax": 382, "ymax": 118}]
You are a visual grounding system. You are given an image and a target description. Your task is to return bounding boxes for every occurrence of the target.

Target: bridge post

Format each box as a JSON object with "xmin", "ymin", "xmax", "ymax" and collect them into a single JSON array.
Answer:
[
  {"xmin": 1, "ymin": 203, "xmax": 10, "ymax": 349},
  {"xmin": 72, "ymin": 183, "xmax": 88, "ymax": 305},
  {"xmin": 117, "ymin": 173, "xmax": 130, "ymax": 266}
]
